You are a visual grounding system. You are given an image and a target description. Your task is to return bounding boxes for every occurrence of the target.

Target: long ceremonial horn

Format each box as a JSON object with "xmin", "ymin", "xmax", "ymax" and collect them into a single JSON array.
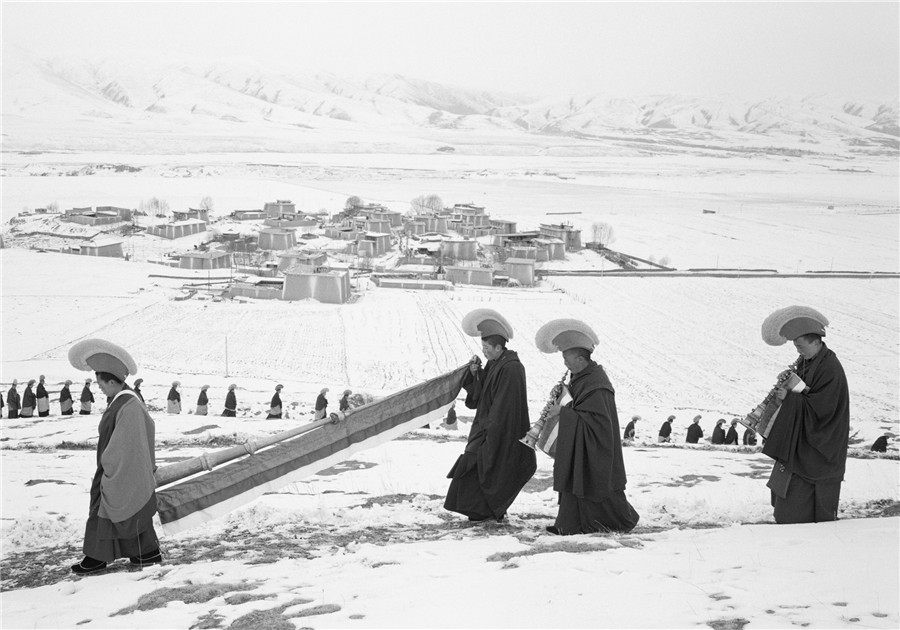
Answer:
[
  {"xmin": 154, "ymin": 411, "xmax": 347, "ymax": 487},
  {"xmin": 153, "ymin": 364, "xmax": 471, "ymax": 489}
]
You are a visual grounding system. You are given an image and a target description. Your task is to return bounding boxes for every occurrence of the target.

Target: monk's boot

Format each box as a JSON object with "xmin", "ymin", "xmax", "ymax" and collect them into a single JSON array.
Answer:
[
  {"xmin": 129, "ymin": 549, "xmax": 163, "ymax": 567},
  {"xmin": 71, "ymin": 557, "xmax": 107, "ymax": 575}
]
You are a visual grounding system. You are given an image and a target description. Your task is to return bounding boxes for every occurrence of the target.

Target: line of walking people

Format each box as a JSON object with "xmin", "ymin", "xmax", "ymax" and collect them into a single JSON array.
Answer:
[
  {"xmin": 623, "ymin": 414, "xmax": 758, "ymax": 446},
  {"xmin": 4, "ymin": 376, "xmax": 96, "ymax": 418},
  {"xmin": 5, "ymin": 377, "xmax": 355, "ymax": 420}
]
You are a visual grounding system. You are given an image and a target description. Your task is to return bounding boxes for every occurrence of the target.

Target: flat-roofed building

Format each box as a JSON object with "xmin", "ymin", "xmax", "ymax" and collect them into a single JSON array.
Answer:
[
  {"xmin": 540, "ymin": 223, "xmax": 581, "ymax": 251},
  {"xmin": 505, "ymin": 257, "xmax": 535, "ymax": 286},
  {"xmin": 80, "ymin": 239, "xmax": 124, "ymax": 258}
]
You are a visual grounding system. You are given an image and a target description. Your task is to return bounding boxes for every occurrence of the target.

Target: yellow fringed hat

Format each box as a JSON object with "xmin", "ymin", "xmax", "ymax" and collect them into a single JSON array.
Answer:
[
  {"xmin": 535, "ymin": 318, "xmax": 600, "ymax": 353},
  {"xmin": 761, "ymin": 306, "xmax": 828, "ymax": 346},
  {"xmin": 68, "ymin": 339, "xmax": 137, "ymax": 381},
  {"xmin": 461, "ymin": 308, "xmax": 514, "ymax": 341}
]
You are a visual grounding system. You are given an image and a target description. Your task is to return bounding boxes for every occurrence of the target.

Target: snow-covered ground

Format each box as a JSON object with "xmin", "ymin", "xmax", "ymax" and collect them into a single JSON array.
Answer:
[{"xmin": 1, "ymin": 142, "xmax": 899, "ymax": 629}]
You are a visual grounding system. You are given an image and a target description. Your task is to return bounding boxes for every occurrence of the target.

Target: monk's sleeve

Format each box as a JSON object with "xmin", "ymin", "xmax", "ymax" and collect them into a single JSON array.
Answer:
[
  {"xmin": 461, "ymin": 366, "xmax": 484, "ymax": 410},
  {"xmin": 556, "ymin": 388, "xmax": 617, "ymax": 498},
  {"xmin": 480, "ymin": 361, "xmax": 528, "ymax": 469},
  {"xmin": 796, "ymin": 358, "xmax": 849, "ymax": 462},
  {"xmin": 99, "ymin": 401, "xmax": 155, "ymax": 522}
]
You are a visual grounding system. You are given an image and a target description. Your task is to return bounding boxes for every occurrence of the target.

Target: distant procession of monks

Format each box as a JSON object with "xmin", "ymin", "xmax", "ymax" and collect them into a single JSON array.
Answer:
[{"xmin": 3, "ymin": 378, "xmax": 349, "ymax": 420}]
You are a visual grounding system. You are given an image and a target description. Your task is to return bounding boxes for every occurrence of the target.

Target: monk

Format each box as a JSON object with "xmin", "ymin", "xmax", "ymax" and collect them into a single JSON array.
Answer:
[{"xmin": 445, "ymin": 309, "xmax": 536, "ymax": 523}]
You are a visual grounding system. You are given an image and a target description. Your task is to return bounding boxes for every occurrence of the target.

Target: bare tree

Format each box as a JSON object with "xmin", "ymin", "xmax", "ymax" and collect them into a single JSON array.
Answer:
[
  {"xmin": 140, "ymin": 197, "xmax": 170, "ymax": 218},
  {"xmin": 592, "ymin": 222, "xmax": 616, "ymax": 248},
  {"xmin": 424, "ymin": 194, "xmax": 443, "ymax": 213},
  {"xmin": 410, "ymin": 194, "xmax": 443, "ymax": 215},
  {"xmin": 199, "ymin": 196, "xmax": 214, "ymax": 211},
  {"xmin": 410, "ymin": 195, "xmax": 426, "ymax": 214}
]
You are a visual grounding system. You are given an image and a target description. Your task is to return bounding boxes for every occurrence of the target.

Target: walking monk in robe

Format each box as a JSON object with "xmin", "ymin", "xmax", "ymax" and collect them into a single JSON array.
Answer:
[
  {"xmin": 36, "ymin": 375, "xmax": 50, "ymax": 417},
  {"xmin": 535, "ymin": 318, "xmax": 640, "ymax": 535},
  {"xmin": 759, "ymin": 305, "xmax": 850, "ymax": 524},
  {"xmin": 80, "ymin": 378, "xmax": 94, "ymax": 414},
  {"xmin": 444, "ymin": 309, "xmax": 536, "ymax": 523},
  {"xmin": 167, "ymin": 381, "xmax": 181, "ymax": 414},
  {"xmin": 59, "ymin": 379, "xmax": 74, "ymax": 415},
  {"xmin": 195, "ymin": 385, "xmax": 210, "ymax": 416},
  {"xmin": 20, "ymin": 379, "xmax": 36, "ymax": 418},
  {"xmin": 67, "ymin": 338, "xmax": 162, "ymax": 575},
  {"xmin": 7, "ymin": 380, "xmax": 20, "ymax": 419},
  {"xmin": 223, "ymin": 383, "xmax": 237, "ymax": 417}
]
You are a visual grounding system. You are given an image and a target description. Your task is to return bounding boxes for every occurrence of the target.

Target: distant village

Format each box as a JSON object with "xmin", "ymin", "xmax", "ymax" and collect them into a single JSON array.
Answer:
[{"xmin": 4, "ymin": 199, "xmax": 589, "ymax": 304}]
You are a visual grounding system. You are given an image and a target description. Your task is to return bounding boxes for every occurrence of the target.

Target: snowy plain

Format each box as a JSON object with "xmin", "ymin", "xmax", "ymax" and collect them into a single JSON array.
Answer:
[{"xmin": 2, "ymin": 122, "xmax": 900, "ymax": 629}]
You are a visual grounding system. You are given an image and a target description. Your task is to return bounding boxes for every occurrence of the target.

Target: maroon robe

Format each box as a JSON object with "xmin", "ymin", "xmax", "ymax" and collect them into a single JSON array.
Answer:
[
  {"xmin": 7, "ymin": 386, "xmax": 20, "ymax": 418},
  {"xmin": 762, "ymin": 344, "xmax": 850, "ymax": 523},
  {"xmin": 686, "ymin": 423, "xmax": 703, "ymax": 443},
  {"xmin": 59, "ymin": 385, "xmax": 74, "ymax": 415},
  {"xmin": 20, "ymin": 385, "xmax": 36, "ymax": 417},
  {"xmin": 725, "ymin": 426, "xmax": 739, "ymax": 445},
  {"xmin": 445, "ymin": 349, "xmax": 536, "ymax": 520},
  {"xmin": 223, "ymin": 390, "xmax": 237, "ymax": 416},
  {"xmin": 552, "ymin": 361, "xmax": 639, "ymax": 534},
  {"xmin": 36, "ymin": 382, "xmax": 50, "ymax": 416}
]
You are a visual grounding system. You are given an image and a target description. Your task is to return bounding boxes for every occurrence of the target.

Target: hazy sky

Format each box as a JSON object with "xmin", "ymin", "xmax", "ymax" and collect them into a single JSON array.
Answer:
[{"xmin": 3, "ymin": 2, "xmax": 898, "ymax": 98}]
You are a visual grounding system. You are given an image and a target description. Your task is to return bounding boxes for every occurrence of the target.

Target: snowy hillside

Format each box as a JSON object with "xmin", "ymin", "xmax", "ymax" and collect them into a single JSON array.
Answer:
[
  {"xmin": 0, "ymin": 247, "xmax": 898, "ymax": 629},
  {"xmin": 3, "ymin": 44, "xmax": 897, "ymax": 154}
]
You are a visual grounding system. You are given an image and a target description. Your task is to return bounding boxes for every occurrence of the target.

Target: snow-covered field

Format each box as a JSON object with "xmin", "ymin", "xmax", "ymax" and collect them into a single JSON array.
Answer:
[{"xmin": 1, "ymin": 143, "xmax": 899, "ymax": 629}]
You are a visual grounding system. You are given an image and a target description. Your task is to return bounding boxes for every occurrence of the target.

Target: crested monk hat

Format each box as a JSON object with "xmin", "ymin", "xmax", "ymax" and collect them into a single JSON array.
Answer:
[
  {"xmin": 461, "ymin": 308, "xmax": 514, "ymax": 341},
  {"xmin": 761, "ymin": 306, "xmax": 828, "ymax": 346},
  {"xmin": 535, "ymin": 318, "xmax": 599, "ymax": 354},
  {"xmin": 68, "ymin": 339, "xmax": 137, "ymax": 381}
]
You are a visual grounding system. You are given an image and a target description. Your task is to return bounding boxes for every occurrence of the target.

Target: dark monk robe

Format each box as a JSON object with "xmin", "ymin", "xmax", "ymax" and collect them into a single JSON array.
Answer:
[
  {"xmin": 195, "ymin": 390, "xmax": 209, "ymax": 416},
  {"xmin": 871, "ymin": 436, "xmax": 888, "ymax": 453},
  {"xmin": 445, "ymin": 349, "xmax": 536, "ymax": 521},
  {"xmin": 81, "ymin": 384, "xmax": 95, "ymax": 414},
  {"xmin": 21, "ymin": 384, "xmax": 36, "ymax": 418},
  {"xmin": 166, "ymin": 386, "xmax": 181, "ymax": 414},
  {"xmin": 658, "ymin": 420, "xmax": 672, "ymax": 442},
  {"xmin": 314, "ymin": 393, "xmax": 328, "ymax": 420},
  {"xmin": 36, "ymin": 380, "xmax": 50, "ymax": 417},
  {"xmin": 82, "ymin": 388, "xmax": 159, "ymax": 563},
  {"xmin": 267, "ymin": 391, "xmax": 282, "ymax": 419},
  {"xmin": 712, "ymin": 424, "xmax": 726, "ymax": 444},
  {"xmin": 686, "ymin": 423, "xmax": 703, "ymax": 444},
  {"xmin": 7, "ymin": 385, "xmax": 20, "ymax": 419},
  {"xmin": 60, "ymin": 384, "xmax": 74, "ymax": 415},
  {"xmin": 223, "ymin": 389, "xmax": 237, "ymax": 417},
  {"xmin": 725, "ymin": 424, "xmax": 739, "ymax": 445},
  {"xmin": 763, "ymin": 344, "xmax": 850, "ymax": 524},
  {"xmin": 743, "ymin": 428, "xmax": 758, "ymax": 446},
  {"xmin": 552, "ymin": 361, "xmax": 639, "ymax": 534}
]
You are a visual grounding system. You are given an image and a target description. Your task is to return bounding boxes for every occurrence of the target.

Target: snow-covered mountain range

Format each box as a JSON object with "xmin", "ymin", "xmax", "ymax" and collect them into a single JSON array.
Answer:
[{"xmin": 3, "ymin": 44, "xmax": 898, "ymax": 154}]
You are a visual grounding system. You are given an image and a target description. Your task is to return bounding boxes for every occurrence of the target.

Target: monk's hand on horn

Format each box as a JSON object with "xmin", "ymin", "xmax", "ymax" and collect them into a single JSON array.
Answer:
[{"xmin": 329, "ymin": 412, "xmax": 342, "ymax": 424}]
